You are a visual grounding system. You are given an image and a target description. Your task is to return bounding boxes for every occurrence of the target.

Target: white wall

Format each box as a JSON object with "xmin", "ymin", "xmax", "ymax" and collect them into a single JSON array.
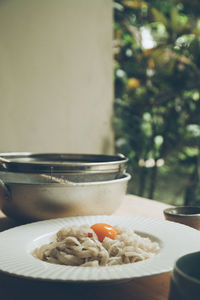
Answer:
[{"xmin": 0, "ymin": 0, "xmax": 114, "ymax": 154}]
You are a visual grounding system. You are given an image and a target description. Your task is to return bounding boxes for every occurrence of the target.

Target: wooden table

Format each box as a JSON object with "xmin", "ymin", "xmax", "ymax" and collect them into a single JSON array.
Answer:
[{"xmin": 0, "ymin": 194, "xmax": 171, "ymax": 300}]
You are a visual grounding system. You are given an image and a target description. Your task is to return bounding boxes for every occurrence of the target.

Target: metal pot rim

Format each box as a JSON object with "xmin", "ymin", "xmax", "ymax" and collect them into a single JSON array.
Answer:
[
  {"xmin": 3, "ymin": 173, "xmax": 131, "ymax": 187},
  {"xmin": 0, "ymin": 152, "xmax": 128, "ymax": 174}
]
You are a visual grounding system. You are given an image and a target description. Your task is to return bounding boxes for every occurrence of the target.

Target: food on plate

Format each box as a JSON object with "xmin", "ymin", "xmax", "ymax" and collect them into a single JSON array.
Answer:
[
  {"xmin": 33, "ymin": 223, "xmax": 160, "ymax": 267},
  {"xmin": 90, "ymin": 223, "xmax": 117, "ymax": 242}
]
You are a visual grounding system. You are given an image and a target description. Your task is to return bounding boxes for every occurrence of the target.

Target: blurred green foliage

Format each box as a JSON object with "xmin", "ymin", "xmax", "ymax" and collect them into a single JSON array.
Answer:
[{"xmin": 113, "ymin": 0, "xmax": 200, "ymax": 205}]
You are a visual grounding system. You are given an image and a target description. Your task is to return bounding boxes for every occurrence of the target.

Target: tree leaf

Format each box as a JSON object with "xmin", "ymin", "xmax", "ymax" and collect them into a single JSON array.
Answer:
[
  {"xmin": 151, "ymin": 8, "xmax": 168, "ymax": 27},
  {"xmin": 170, "ymin": 6, "xmax": 180, "ymax": 32}
]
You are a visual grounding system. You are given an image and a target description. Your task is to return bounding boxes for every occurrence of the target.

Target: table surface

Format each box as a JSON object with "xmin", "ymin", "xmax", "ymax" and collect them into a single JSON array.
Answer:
[{"xmin": 0, "ymin": 194, "xmax": 171, "ymax": 300}]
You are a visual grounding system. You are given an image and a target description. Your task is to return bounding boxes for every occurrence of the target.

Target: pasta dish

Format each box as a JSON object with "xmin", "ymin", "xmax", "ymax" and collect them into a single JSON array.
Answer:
[{"xmin": 33, "ymin": 223, "xmax": 160, "ymax": 267}]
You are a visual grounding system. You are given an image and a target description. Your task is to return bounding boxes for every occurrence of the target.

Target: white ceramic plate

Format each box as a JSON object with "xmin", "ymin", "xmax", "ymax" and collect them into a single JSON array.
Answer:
[{"xmin": 0, "ymin": 215, "xmax": 199, "ymax": 284}]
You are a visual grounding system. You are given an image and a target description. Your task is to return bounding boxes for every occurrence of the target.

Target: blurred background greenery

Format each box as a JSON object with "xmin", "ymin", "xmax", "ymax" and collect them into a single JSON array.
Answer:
[{"xmin": 113, "ymin": 0, "xmax": 200, "ymax": 205}]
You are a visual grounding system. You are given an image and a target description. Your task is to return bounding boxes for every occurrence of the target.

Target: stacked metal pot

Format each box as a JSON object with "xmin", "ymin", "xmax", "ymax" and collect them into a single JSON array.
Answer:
[{"xmin": 0, "ymin": 152, "xmax": 130, "ymax": 221}]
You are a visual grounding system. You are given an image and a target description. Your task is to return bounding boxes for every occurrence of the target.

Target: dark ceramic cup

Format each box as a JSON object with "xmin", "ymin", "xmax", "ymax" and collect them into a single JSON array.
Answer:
[
  {"xmin": 168, "ymin": 251, "xmax": 200, "ymax": 300},
  {"xmin": 164, "ymin": 206, "xmax": 200, "ymax": 230}
]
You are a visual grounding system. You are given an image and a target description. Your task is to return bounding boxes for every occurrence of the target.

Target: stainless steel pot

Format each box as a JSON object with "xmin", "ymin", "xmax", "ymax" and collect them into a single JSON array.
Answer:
[
  {"xmin": 0, "ymin": 152, "xmax": 128, "ymax": 182},
  {"xmin": 0, "ymin": 173, "xmax": 131, "ymax": 222}
]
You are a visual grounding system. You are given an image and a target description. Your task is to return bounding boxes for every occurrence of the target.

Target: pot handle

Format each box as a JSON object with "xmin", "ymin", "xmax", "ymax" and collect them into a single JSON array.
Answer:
[
  {"xmin": 0, "ymin": 157, "xmax": 9, "ymax": 171},
  {"xmin": 0, "ymin": 179, "xmax": 10, "ymax": 207}
]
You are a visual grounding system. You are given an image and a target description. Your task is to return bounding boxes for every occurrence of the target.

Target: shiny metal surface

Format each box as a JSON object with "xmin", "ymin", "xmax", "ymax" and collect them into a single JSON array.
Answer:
[
  {"xmin": 0, "ymin": 170, "xmax": 124, "ymax": 183},
  {"xmin": 0, "ymin": 174, "xmax": 131, "ymax": 222},
  {"xmin": 0, "ymin": 152, "xmax": 128, "ymax": 174}
]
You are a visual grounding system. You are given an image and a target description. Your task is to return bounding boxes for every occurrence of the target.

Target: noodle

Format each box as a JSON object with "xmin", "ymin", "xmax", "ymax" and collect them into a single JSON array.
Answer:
[{"xmin": 33, "ymin": 224, "xmax": 160, "ymax": 267}]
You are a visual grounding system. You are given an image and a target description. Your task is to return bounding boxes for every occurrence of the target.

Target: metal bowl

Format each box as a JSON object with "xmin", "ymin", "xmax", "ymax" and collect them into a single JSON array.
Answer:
[{"xmin": 0, "ymin": 173, "xmax": 131, "ymax": 222}]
